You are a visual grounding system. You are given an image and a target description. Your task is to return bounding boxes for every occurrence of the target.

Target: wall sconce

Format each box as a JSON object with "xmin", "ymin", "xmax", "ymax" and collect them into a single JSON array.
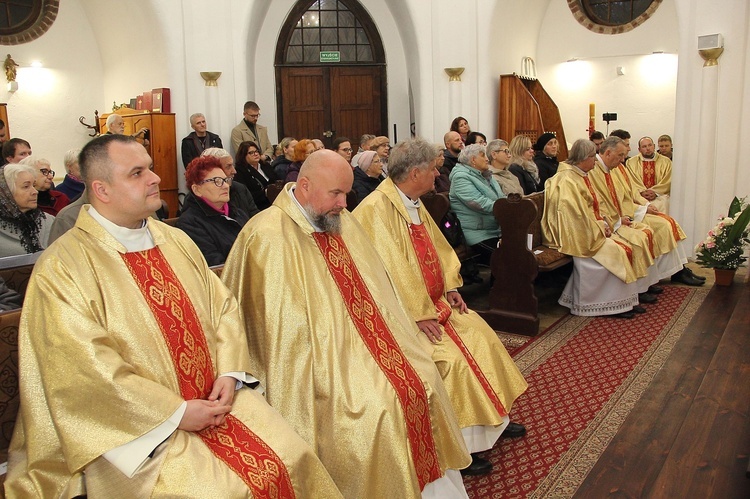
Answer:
[
  {"xmin": 444, "ymin": 67, "xmax": 464, "ymax": 82},
  {"xmin": 698, "ymin": 34, "xmax": 724, "ymax": 67},
  {"xmin": 200, "ymin": 71, "xmax": 222, "ymax": 87}
]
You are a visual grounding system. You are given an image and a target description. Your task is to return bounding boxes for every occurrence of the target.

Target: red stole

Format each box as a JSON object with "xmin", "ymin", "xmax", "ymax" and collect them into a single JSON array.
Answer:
[
  {"xmin": 122, "ymin": 248, "xmax": 295, "ymax": 498},
  {"xmin": 312, "ymin": 232, "xmax": 441, "ymax": 490},
  {"xmin": 408, "ymin": 223, "xmax": 508, "ymax": 417},
  {"xmin": 642, "ymin": 160, "xmax": 656, "ymax": 188}
]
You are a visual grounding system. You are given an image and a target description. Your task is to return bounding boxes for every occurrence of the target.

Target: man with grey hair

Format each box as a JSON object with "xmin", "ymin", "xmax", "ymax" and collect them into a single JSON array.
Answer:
[
  {"xmin": 223, "ymin": 149, "xmax": 473, "ymax": 497},
  {"xmin": 351, "ymin": 133, "xmax": 375, "ymax": 167},
  {"xmin": 181, "ymin": 113, "xmax": 223, "ymax": 168},
  {"xmin": 105, "ymin": 113, "xmax": 149, "ymax": 145},
  {"xmin": 200, "ymin": 148, "xmax": 259, "ymax": 219},
  {"xmin": 354, "ymin": 137, "xmax": 528, "ymax": 477},
  {"xmin": 55, "ymin": 148, "xmax": 84, "ymax": 201}
]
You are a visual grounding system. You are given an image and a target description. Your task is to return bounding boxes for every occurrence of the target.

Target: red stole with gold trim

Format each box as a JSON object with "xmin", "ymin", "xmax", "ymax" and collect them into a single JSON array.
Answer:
[
  {"xmin": 407, "ymin": 223, "xmax": 507, "ymax": 417},
  {"xmin": 122, "ymin": 248, "xmax": 295, "ymax": 498},
  {"xmin": 642, "ymin": 160, "xmax": 656, "ymax": 188},
  {"xmin": 311, "ymin": 232, "xmax": 441, "ymax": 490}
]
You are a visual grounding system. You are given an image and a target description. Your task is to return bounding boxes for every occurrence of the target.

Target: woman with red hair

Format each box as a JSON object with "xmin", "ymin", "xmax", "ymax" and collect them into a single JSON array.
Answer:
[
  {"xmin": 284, "ymin": 139, "xmax": 315, "ymax": 183},
  {"xmin": 177, "ymin": 156, "xmax": 249, "ymax": 266}
]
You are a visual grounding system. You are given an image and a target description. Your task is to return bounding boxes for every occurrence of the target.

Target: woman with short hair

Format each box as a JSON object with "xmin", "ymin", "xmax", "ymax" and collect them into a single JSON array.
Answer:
[
  {"xmin": 285, "ymin": 139, "xmax": 315, "ymax": 183},
  {"xmin": 177, "ymin": 156, "xmax": 249, "ymax": 266},
  {"xmin": 486, "ymin": 139, "xmax": 524, "ymax": 196},
  {"xmin": 0, "ymin": 163, "xmax": 55, "ymax": 257}
]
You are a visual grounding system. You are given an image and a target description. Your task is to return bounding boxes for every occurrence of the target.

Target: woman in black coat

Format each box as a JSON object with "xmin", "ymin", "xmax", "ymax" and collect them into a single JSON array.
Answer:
[
  {"xmin": 234, "ymin": 140, "xmax": 278, "ymax": 210},
  {"xmin": 351, "ymin": 151, "xmax": 384, "ymax": 203},
  {"xmin": 178, "ymin": 156, "xmax": 249, "ymax": 266}
]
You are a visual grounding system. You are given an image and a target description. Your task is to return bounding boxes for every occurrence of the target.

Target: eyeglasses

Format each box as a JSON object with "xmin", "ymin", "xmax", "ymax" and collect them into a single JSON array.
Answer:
[
  {"xmin": 340, "ymin": 147, "xmax": 353, "ymax": 152},
  {"xmin": 246, "ymin": 113, "xmax": 260, "ymax": 119},
  {"xmin": 247, "ymin": 150, "xmax": 260, "ymax": 155},
  {"xmin": 201, "ymin": 176, "xmax": 233, "ymax": 187},
  {"xmin": 501, "ymin": 149, "xmax": 511, "ymax": 154},
  {"xmin": 40, "ymin": 169, "xmax": 55, "ymax": 177}
]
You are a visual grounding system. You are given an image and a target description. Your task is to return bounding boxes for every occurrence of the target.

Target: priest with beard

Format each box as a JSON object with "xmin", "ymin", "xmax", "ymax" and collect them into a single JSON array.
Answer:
[
  {"xmin": 353, "ymin": 138, "xmax": 528, "ymax": 476},
  {"xmin": 5, "ymin": 134, "xmax": 340, "ymax": 498},
  {"xmin": 625, "ymin": 136, "xmax": 672, "ymax": 213},
  {"xmin": 221, "ymin": 150, "xmax": 472, "ymax": 498}
]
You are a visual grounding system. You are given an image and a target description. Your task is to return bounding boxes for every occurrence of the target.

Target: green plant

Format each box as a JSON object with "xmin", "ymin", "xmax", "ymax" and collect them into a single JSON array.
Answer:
[{"xmin": 694, "ymin": 196, "xmax": 750, "ymax": 269}]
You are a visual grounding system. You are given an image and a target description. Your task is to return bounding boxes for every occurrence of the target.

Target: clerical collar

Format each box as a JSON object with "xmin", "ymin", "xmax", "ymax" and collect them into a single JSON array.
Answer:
[
  {"xmin": 87, "ymin": 206, "xmax": 155, "ymax": 252},
  {"xmin": 596, "ymin": 154, "xmax": 610, "ymax": 173},
  {"xmin": 570, "ymin": 164, "xmax": 588, "ymax": 176},
  {"xmin": 287, "ymin": 186, "xmax": 325, "ymax": 232},
  {"xmin": 394, "ymin": 185, "xmax": 422, "ymax": 225}
]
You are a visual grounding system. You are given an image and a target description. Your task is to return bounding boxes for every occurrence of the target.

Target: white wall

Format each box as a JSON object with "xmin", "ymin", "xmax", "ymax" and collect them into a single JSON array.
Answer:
[
  {"xmin": 0, "ymin": 0, "xmax": 104, "ymax": 169},
  {"xmin": 535, "ymin": 0, "xmax": 679, "ymax": 146}
]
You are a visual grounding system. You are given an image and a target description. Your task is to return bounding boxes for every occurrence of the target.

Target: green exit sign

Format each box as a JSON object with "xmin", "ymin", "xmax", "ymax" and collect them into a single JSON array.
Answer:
[{"xmin": 320, "ymin": 51, "xmax": 340, "ymax": 63}]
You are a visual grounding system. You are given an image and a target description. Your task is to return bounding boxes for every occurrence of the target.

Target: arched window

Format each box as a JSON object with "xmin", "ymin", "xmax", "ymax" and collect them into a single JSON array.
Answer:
[
  {"xmin": 0, "ymin": 0, "xmax": 58, "ymax": 45},
  {"xmin": 568, "ymin": 0, "xmax": 662, "ymax": 34},
  {"xmin": 277, "ymin": 0, "xmax": 385, "ymax": 66}
]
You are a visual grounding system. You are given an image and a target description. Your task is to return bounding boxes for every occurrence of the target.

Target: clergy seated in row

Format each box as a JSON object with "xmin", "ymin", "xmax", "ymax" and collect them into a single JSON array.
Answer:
[
  {"xmin": 177, "ymin": 156, "xmax": 249, "ymax": 266},
  {"xmin": 4, "ymin": 134, "xmax": 341, "ymax": 497},
  {"xmin": 222, "ymin": 150, "xmax": 474, "ymax": 498},
  {"xmin": 625, "ymin": 136, "xmax": 671, "ymax": 214},
  {"xmin": 354, "ymin": 138, "xmax": 528, "ymax": 476},
  {"xmin": 591, "ymin": 136, "xmax": 703, "ymax": 291},
  {"xmin": 542, "ymin": 139, "xmax": 643, "ymax": 318}
]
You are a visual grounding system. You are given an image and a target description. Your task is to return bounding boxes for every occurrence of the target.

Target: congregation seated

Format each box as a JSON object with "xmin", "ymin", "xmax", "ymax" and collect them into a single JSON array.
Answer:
[
  {"xmin": 271, "ymin": 136, "xmax": 297, "ymax": 179},
  {"xmin": 177, "ymin": 156, "xmax": 249, "ymax": 266},
  {"xmin": 234, "ymin": 140, "xmax": 277, "ymax": 210},
  {"xmin": 200, "ymin": 147, "xmax": 259, "ymax": 219},
  {"xmin": 487, "ymin": 139, "xmax": 524, "ymax": 196},
  {"xmin": 351, "ymin": 150, "xmax": 383, "ymax": 203},
  {"xmin": 508, "ymin": 135, "xmax": 543, "ymax": 195},
  {"xmin": 449, "ymin": 143, "xmax": 506, "ymax": 266},
  {"xmin": 284, "ymin": 139, "xmax": 314, "ymax": 183},
  {"xmin": 54, "ymin": 148, "xmax": 84, "ymax": 202},
  {"xmin": 533, "ymin": 132, "xmax": 559, "ymax": 187},
  {"xmin": 0, "ymin": 164, "xmax": 54, "ymax": 258},
  {"xmin": 20, "ymin": 156, "xmax": 70, "ymax": 216}
]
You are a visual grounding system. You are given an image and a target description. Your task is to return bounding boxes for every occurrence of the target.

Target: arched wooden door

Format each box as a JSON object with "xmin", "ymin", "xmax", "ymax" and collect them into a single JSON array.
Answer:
[{"xmin": 275, "ymin": 0, "xmax": 387, "ymax": 146}]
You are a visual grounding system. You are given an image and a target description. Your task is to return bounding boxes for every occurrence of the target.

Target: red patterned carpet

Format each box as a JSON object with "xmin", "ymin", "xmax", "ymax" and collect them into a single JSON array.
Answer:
[{"xmin": 464, "ymin": 285, "xmax": 708, "ymax": 498}]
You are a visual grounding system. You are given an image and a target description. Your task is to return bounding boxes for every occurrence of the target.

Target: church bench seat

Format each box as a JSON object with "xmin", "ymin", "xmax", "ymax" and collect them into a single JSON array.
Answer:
[
  {"xmin": 478, "ymin": 192, "xmax": 571, "ymax": 336},
  {"xmin": 0, "ymin": 308, "xmax": 21, "ymax": 484}
]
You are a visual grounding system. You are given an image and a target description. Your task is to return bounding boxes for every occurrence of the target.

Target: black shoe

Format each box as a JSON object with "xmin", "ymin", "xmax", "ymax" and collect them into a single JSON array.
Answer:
[
  {"xmin": 610, "ymin": 311, "xmax": 635, "ymax": 319},
  {"xmin": 502, "ymin": 422, "xmax": 527, "ymax": 438},
  {"xmin": 647, "ymin": 285, "xmax": 664, "ymax": 294},
  {"xmin": 632, "ymin": 305, "xmax": 647, "ymax": 314},
  {"xmin": 684, "ymin": 267, "xmax": 706, "ymax": 281},
  {"xmin": 638, "ymin": 292, "xmax": 658, "ymax": 304},
  {"xmin": 461, "ymin": 454, "xmax": 493, "ymax": 476},
  {"xmin": 671, "ymin": 269, "xmax": 704, "ymax": 286}
]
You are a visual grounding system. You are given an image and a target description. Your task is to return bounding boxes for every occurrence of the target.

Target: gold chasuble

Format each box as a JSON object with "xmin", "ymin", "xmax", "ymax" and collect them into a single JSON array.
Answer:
[
  {"xmin": 5, "ymin": 208, "xmax": 339, "ymax": 498},
  {"xmin": 353, "ymin": 178, "xmax": 527, "ymax": 430},
  {"xmin": 542, "ymin": 163, "xmax": 638, "ymax": 283},
  {"xmin": 625, "ymin": 153, "xmax": 672, "ymax": 195},
  {"xmin": 222, "ymin": 184, "xmax": 470, "ymax": 498}
]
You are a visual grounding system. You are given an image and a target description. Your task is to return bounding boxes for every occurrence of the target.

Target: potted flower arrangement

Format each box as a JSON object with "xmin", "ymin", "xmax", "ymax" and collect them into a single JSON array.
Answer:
[{"xmin": 694, "ymin": 196, "xmax": 750, "ymax": 285}]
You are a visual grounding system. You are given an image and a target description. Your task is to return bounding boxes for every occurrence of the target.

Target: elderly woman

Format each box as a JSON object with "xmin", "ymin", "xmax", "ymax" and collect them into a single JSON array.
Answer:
[
  {"xmin": 465, "ymin": 131, "xmax": 487, "ymax": 146},
  {"xmin": 285, "ymin": 139, "xmax": 315, "ymax": 183},
  {"xmin": 369, "ymin": 136, "xmax": 390, "ymax": 174},
  {"xmin": 234, "ymin": 140, "xmax": 277, "ymax": 210},
  {"xmin": 448, "ymin": 143, "xmax": 506, "ymax": 265},
  {"xmin": 55, "ymin": 148, "xmax": 84, "ymax": 201},
  {"xmin": 450, "ymin": 116, "xmax": 471, "ymax": 143},
  {"xmin": 486, "ymin": 139, "xmax": 524, "ymax": 196},
  {"xmin": 508, "ymin": 135, "xmax": 542, "ymax": 195},
  {"xmin": 533, "ymin": 132, "xmax": 559, "ymax": 186},
  {"xmin": 20, "ymin": 156, "xmax": 70, "ymax": 216},
  {"xmin": 0, "ymin": 163, "xmax": 55, "ymax": 257},
  {"xmin": 177, "ymin": 156, "xmax": 249, "ymax": 266},
  {"xmin": 351, "ymin": 151, "xmax": 383, "ymax": 203}
]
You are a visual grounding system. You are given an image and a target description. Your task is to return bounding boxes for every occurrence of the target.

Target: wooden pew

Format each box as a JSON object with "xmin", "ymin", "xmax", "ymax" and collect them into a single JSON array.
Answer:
[
  {"xmin": 420, "ymin": 191, "xmax": 476, "ymax": 262},
  {"xmin": 0, "ymin": 309, "xmax": 21, "ymax": 483},
  {"xmin": 478, "ymin": 192, "xmax": 571, "ymax": 335}
]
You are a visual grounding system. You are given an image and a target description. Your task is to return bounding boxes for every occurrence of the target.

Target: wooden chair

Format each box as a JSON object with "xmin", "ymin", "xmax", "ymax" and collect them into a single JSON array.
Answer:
[
  {"xmin": 478, "ymin": 192, "xmax": 571, "ymax": 336},
  {"xmin": 0, "ymin": 309, "xmax": 21, "ymax": 477},
  {"xmin": 265, "ymin": 181, "xmax": 285, "ymax": 205},
  {"xmin": 161, "ymin": 217, "xmax": 179, "ymax": 227},
  {"xmin": 0, "ymin": 264, "xmax": 35, "ymax": 301}
]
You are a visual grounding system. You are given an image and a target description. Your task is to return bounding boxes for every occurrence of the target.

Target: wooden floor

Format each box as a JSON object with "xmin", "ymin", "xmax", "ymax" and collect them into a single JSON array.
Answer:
[{"xmin": 573, "ymin": 276, "xmax": 750, "ymax": 498}]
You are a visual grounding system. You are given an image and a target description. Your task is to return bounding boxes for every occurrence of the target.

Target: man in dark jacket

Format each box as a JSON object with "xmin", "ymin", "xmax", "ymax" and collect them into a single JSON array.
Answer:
[{"xmin": 181, "ymin": 113, "xmax": 223, "ymax": 168}]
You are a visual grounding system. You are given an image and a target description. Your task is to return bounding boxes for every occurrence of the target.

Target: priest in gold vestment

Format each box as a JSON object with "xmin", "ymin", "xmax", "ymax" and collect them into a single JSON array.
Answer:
[
  {"xmin": 625, "ymin": 136, "xmax": 671, "ymax": 213},
  {"xmin": 542, "ymin": 139, "xmax": 640, "ymax": 318},
  {"xmin": 222, "ymin": 150, "xmax": 471, "ymax": 498},
  {"xmin": 4, "ymin": 135, "xmax": 340, "ymax": 498},
  {"xmin": 353, "ymin": 138, "xmax": 528, "ymax": 475}
]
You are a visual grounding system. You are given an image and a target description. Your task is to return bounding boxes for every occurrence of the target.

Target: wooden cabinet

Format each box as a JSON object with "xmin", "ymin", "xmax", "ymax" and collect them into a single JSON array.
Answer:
[{"xmin": 100, "ymin": 110, "xmax": 178, "ymax": 217}]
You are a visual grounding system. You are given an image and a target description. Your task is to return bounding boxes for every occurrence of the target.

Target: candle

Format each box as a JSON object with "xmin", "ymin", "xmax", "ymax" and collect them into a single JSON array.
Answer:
[{"xmin": 589, "ymin": 103, "xmax": 595, "ymax": 118}]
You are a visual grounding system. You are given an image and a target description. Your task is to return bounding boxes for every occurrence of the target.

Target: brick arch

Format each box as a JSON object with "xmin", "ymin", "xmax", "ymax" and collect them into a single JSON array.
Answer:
[
  {"xmin": 0, "ymin": 0, "xmax": 59, "ymax": 45},
  {"xmin": 567, "ymin": 0, "xmax": 663, "ymax": 34}
]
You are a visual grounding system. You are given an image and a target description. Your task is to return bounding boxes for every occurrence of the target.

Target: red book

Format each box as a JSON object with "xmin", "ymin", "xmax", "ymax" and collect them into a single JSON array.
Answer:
[
  {"xmin": 152, "ymin": 87, "xmax": 171, "ymax": 113},
  {"xmin": 142, "ymin": 91, "xmax": 152, "ymax": 112},
  {"xmin": 136, "ymin": 94, "xmax": 144, "ymax": 110}
]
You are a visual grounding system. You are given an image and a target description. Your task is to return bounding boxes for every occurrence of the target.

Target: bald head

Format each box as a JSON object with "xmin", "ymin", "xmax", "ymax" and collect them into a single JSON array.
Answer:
[
  {"xmin": 295, "ymin": 150, "xmax": 353, "ymax": 233},
  {"xmin": 444, "ymin": 131, "xmax": 463, "ymax": 155}
]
